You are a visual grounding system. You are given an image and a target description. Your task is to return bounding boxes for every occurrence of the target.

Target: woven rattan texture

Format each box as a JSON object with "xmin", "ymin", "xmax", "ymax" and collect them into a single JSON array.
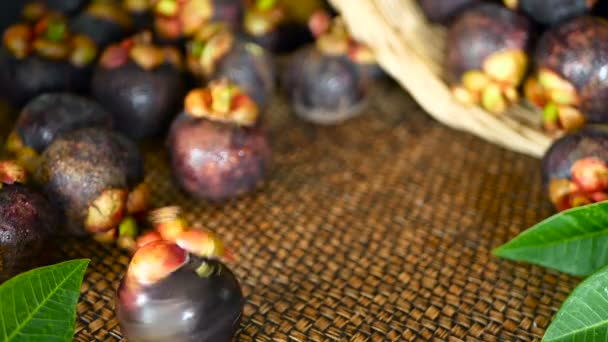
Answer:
[{"xmin": 56, "ymin": 83, "xmax": 580, "ymax": 341}]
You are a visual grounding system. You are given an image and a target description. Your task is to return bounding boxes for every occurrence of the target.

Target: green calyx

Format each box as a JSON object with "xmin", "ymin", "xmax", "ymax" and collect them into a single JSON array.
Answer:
[
  {"xmin": 45, "ymin": 20, "xmax": 66, "ymax": 42},
  {"xmin": 543, "ymin": 102, "xmax": 559, "ymax": 125},
  {"xmin": 118, "ymin": 216, "xmax": 138, "ymax": 238},
  {"xmin": 195, "ymin": 261, "xmax": 215, "ymax": 277},
  {"xmin": 256, "ymin": 0, "xmax": 277, "ymax": 11},
  {"xmin": 190, "ymin": 40, "xmax": 205, "ymax": 58}
]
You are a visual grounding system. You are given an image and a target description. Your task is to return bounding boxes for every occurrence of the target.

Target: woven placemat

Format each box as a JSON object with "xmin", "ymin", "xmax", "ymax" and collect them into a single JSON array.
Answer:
[{"xmin": 53, "ymin": 82, "xmax": 579, "ymax": 341}]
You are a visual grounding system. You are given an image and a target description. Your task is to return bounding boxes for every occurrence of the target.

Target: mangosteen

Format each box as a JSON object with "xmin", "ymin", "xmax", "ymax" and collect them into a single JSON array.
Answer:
[
  {"xmin": 243, "ymin": 0, "xmax": 307, "ymax": 53},
  {"xmin": 6, "ymin": 93, "xmax": 112, "ymax": 172},
  {"xmin": 525, "ymin": 16, "xmax": 608, "ymax": 133},
  {"xmin": 122, "ymin": 0, "xmax": 154, "ymax": 31},
  {"xmin": 153, "ymin": 0, "xmax": 244, "ymax": 43},
  {"xmin": 70, "ymin": 0, "xmax": 133, "ymax": 48},
  {"xmin": 504, "ymin": 0, "xmax": 597, "ymax": 26},
  {"xmin": 542, "ymin": 128, "xmax": 608, "ymax": 212},
  {"xmin": 186, "ymin": 24, "xmax": 276, "ymax": 107},
  {"xmin": 308, "ymin": 10, "xmax": 383, "ymax": 82},
  {"xmin": 284, "ymin": 13, "xmax": 375, "ymax": 125},
  {"xmin": 168, "ymin": 81, "xmax": 272, "ymax": 202},
  {"xmin": 0, "ymin": 161, "xmax": 58, "ymax": 282},
  {"xmin": 92, "ymin": 32, "xmax": 185, "ymax": 140},
  {"xmin": 446, "ymin": 3, "xmax": 532, "ymax": 114},
  {"xmin": 35, "ymin": 128, "xmax": 148, "ymax": 244},
  {"xmin": 0, "ymin": 13, "xmax": 98, "ymax": 107},
  {"xmin": 117, "ymin": 207, "xmax": 242, "ymax": 342},
  {"xmin": 417, "ymin": 0, "xmax": 479, "ymax": 24}
]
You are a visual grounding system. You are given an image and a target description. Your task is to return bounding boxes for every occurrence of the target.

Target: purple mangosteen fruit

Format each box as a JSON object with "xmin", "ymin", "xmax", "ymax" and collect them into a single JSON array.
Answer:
[
  {"xmin": 122, "ymin": 0, "xmax": 154, "ymax": 31},
  {"xmin": 35, "ymin": 128, "xmax": 148, "ymax": 247},
  {"xmin": 92, "ymin": 32, "xmax": 185, "ymax": 140},
  {"xmin": 542, "ymin": 128, "xmax": 608, "ymax": 211},
  {"xmin": 117, "ymin": 206, "xmax": 242, "ymax": 342},
  {"xmin": 186, "ymin": 23, "xmax": 276, "ymax": 107},
  {"xmin": 284, "ymin": 12, "xmax": 377, "ymax": 125},
  {"xmin": 525, "ymin": 16, "xmax": 608, "ymax": 133},
  {"xmin": 446, "ymin": 3, "xmax": 533, "ymax": 114},
  {"xmin": 244, "ymin": 0, "xmax": 306, "ymax": 53},
  {"xmin": 5, "ymin": 93, "xmax": 112, "ymax": 172},
  {"xmin": 69, "ymin": 0, "xmax": 133, "ymax": 48},
  {"xmin": 168, "ymin": 80, "xmax": 272, "ymax": 202},
  {"xmin": 0, "ymin": 161, "xmax": 58, "ymax": 282},
  {"xmin": 0, "ymin": 13, "xmax": 97, "ymax": 106}
]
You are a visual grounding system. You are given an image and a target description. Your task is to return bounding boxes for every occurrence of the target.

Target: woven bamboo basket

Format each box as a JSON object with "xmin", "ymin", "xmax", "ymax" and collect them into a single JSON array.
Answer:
[{"xmin": 329, "ymin": 0, "xmax": 553, "ymax": 158}]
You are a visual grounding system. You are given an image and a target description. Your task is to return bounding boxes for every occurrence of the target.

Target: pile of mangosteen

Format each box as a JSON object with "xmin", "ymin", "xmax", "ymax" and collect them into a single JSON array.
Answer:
[
  {"xmin": 417, "ymin": 0, "xmax": 608, "ymax": 212},
  {"xmin": 0, "ymin": 0, "xmax": 385, "ymax": 340}
]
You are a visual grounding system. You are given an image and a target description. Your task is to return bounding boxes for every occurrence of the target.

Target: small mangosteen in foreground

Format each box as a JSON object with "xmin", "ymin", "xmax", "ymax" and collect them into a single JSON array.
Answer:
[
  {"xmin": 168, "ymin": 80, "xmax": 272, "ymax": 202},
  {"xmin": 186, "ymin": 23, "xmax": 276, "ymax": 107},
  {"xmin": 117, "ymin": 206, "xmax": 243, "ymax": 342},
  {"xmin": 285, "ymin": 13, "xmax": 376, "ymax": 125},
  {"xmin": 35, "ymin": 128, "xmax": 148, "ymax": 246},
  {"xmin": 69, "ymin": 0, "xmax": 133, "ymax": 48},
  {"xmin": 542, "ymin": 128, "xmax": 608, "ymax": 212},
  {"xmin": 0, "ymin": 13, "xmax": 98, "ymax": 106},
  {"xmin": 417, "ymin": 0, "xmax": 479, "ymax": 24},
  {"xmin": 446, "ymin": 3, "xmax": 532, "ymax": 114},
  {"xmin": 6, "ymin": 93, "xmax": 112, "ymax": 171},
  {"xmin": 92, "ymin": 32, "xmax": 185, "ymax": 140},
  {"xmin": 525, "ymin": 16, "xmax": 608, "ymax": 133},
  {"xmin": 0, "ymin": 161, "xmax": 58, "ymax": 282},
  {"xmin": 504, "ymin": 0, "xmax": 597, "ymax": 26},
  {"xmin": 153, "ymin": 0, "xmax": 244, "ymax": 42}
]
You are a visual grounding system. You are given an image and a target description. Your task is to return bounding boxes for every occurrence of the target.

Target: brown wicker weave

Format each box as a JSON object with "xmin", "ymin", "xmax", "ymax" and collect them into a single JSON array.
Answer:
[{"xmin": 45, "ymin": 82, "xmax": 577, "ymax": 341}]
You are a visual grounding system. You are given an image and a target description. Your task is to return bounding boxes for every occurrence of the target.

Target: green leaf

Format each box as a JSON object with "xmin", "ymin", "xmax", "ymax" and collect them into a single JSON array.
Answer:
[
  {"xmin": 543, "ymin": 264, "xmax": 608, "ymax": 341},
  {"xmin": 0, "ymin": 259, "xmax": 90, "ymax": 342},
  {"xmin": 493, "ymin": 201, "xmax": 608, "ymax": 276}
]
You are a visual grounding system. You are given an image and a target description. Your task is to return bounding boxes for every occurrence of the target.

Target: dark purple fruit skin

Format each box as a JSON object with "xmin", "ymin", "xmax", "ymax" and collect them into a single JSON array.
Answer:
[
  {"xmin": 211, "ymin": 0, "xmax": 244, "ymax": 32},
  {"xmin": 209, "ymin": 38, "xmax": 275, "ymax": 108},
  {"xmin": 417, "ymin": 0, "xmax": 479, "ymax": 24},
  {"xmin": 117, "ymin": 258, "xmax": 243, "ymax": 342},
  {"xmin": 518, "ymin": 0, "xmax": 595, "ymax": 26},
  {"xmin": 541, "ymin": 128, "xmax": 608, "ymax": 185},
  {"xmin": 285, "ymin": 46, "xmax": 366, "ymax": 121},
  {"xmin": 70, "ymin": 13, "xmax": 131, "ymax": 48},
  {"xmin": 248, "ymin": 23, "xmax": 314, "ymax": 54},
  {"xmin": 0, "ymin": 184, "xmax": 58, "ymax": 282},
  {"xmin": 36, "ymin": 128, "xmax": 144, "ymax": 235},
  {"xmin": 92, "ymin": 61, "xmax": 185, "ymax": 140},
  {"xmin": 168, "ymin": 113, "xmax": 271, "ymax": 202},
  {"xmin": 15, "ymin": 93, "xmax": 113, "ymax": 153},
  {"xmin": 0, "ymin": 49, "xmax": 90, "ymax": 107},
  {"xmin": 446, "ymin": 3, "xmax": 532, "ymax": 84},
  {"xmin": 534, "ymin": 16, "xmax": 608, "ymax": 123},
  {"xmin": 46, "ymin": 0, "xmax": 90, "ymax": 16},
  {"xmin": 130, "ymin": 10, "xmax": 153, "ymax": 32}
]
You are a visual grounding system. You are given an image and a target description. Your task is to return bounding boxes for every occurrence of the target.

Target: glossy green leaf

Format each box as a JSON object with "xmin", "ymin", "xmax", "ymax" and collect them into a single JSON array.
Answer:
[
  {"xmin": 543, "ymin": 265, "xmax": 608, "ymax": 341},
  {"xmin": 0, "ymin": 259, "xmax": 90, "ymax": 342},
  {"xmin": 493, "ymin": 201, "xmax": 608, "ymax": 276}
]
